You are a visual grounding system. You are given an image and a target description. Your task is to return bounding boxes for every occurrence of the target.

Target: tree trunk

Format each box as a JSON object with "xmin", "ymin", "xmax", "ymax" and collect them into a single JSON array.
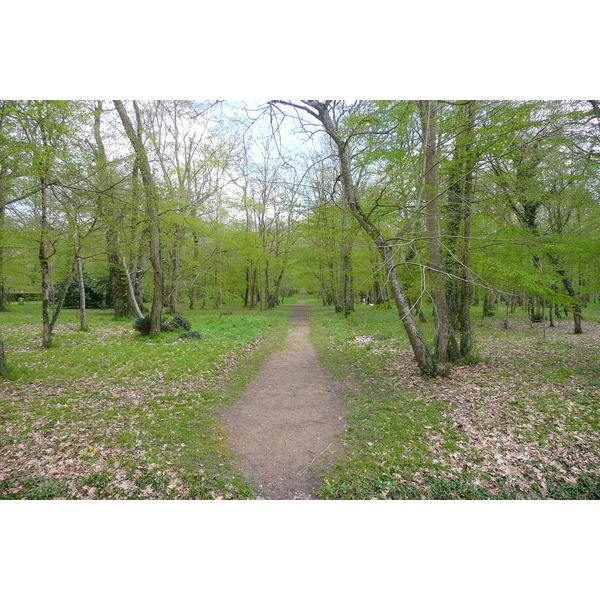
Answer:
[
  {"xmin": 341, "ymin": 242, "xmax": 353, "ymax": 317},
  {"xmin": 77, "ymin": 256, "xmax": 87, "ymax": 330},
  {"xmin": 556, "ymin": 269, "xmax": 583, "ymax": 334},
  {"xmin": 108, "ymin": 237, "xmax": 127, "ymax": 317},
  {"xmin": 169, "ymin": 249, "xmax": 180, "ymax": 315},
  {"xmin": 418, "ymin": 100, "xmax": 455, "ymax": 365},
  {"xmin": 459, "ymin": 101, "xmax": 475, "ymax": 357},
  {"xmin": 483, "ymin": 294, "xmax": 495, "ymax": 317},
  {"xmin": 269, "ymin": 268, "xmax": 285, "ymax": 308},
  {"xmin": 0, "ymin": 329, "xmax": 9, "ymax": 378},
  {"xmin": 120, "ymin": 251, "xmax": 144, "ymax": 319},
  {"xmin": 40, "ymin": 180, "xmax": 52, "ymax": 349},
  {"xmin": 0, "ymin": 203, "xmax": 6, "ymax": 312},
  {"xmin": 250, "ymin": 267, "xmax": 258, "ymax": 308},
  {"xmin": 307, "ymin": 101, "xmax": 437, "ymax": 377},
  {"xmin": 132, "ymin": 251, "xmax": 147, "ymax": 312},
  {"xmin": 48, "ymin": 259, "xmax": 77, "ymax": 335},
  {"xmin": 114, "ymin": 100, "xmax": 164, "ymax": 335},
  {"xmin": 243, "ymin": 266, "xmax": 250, "ymax": 307},
  {"xmin": 93, "ymin": 103, "xmax": 128, "ymax": 318}
]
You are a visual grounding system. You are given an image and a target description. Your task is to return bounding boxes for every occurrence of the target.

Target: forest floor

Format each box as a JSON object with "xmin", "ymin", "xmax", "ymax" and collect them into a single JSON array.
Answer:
[
  {"xmin": 221, "ymin": 300, "xmax": 347, "ymax": 499},
  {"xmin": 312, "ymin": 304, "xmax": 600, "ymax": 499},
  {"xmin": 1, "ymin": 298, "xmax": 599, "ymax": 500}
]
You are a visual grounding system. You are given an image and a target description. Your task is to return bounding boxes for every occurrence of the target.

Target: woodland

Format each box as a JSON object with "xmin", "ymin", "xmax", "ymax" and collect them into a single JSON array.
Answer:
[{"xmin": 0, "ymin": 99, "xmax": 599, "ymax": 500}]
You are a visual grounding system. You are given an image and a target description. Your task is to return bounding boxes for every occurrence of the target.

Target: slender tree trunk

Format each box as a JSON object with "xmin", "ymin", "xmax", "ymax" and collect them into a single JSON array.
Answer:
[
  {"xmin": 132, "ymin": 251, "xmax": 147, "ymax": 311},
  {"xmin": 120, "ymin": 251, "xmax": 144, "ymax": 319},
  {"xmin": 341, "ymin": 210, "xmax": 354, "ymax": 317},
  {"xmin": 307, "ymin": 101, "xmax": 437, "ymax": 376},
  {"xmin": 459, "ymin": 102, "xmax": 475, "ymax": 357},
  {"xmin": 77, "ymin": 255, "xmax": 87, "ymax": 329},
  {"xmin": 250, "ymin": 267, "xmax": 258, "ymax": 308},
  {"xmin": 269, "ymin": 268, "xmax": 285, "ymax": 308},
  {"xmin": 0, "ymin": 329, "xmax": 9, "ymax": 378},
  {"xmin": 542, "ymin": 299, "xmax": 547, "ymax": 339},
  {"xmin": 40, "ymin": 181, "xmax": 52, "ymax": 349},
  {"xmin": 243, "ymin": 266, "xmax": 250, "ymax": 307},
  {"xmin": 114, "ymin": 100, "xmax": 164, "ymax": 335},
  {"xmin": 169, "ymin": 248, "xmax": 180, "ymax": 314},
  {"xmin": 0, "ymin": 203, "xmax": 6, "ymax": 312},
  {"xmin": 48, "ymin": 259, "xmax": 77, "ymax": 335}
]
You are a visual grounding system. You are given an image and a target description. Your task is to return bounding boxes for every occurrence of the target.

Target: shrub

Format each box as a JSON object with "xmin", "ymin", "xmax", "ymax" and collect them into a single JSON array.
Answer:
[
  {"xmin": 133, "ymin": 316, "xmax": 152, "ymax": 336},
  {"xmin": 54, "ymin": 274, "xmax": 105, "ymax": 309},
  {"xmin": 169, "ymin": 315, "xmax": 191, "ymax": 331},
  {"xmin": 134, "ymin": 314, "xmax": 192, "ymax": 336},
  {"xmin": 179, "ymin": 331, "xmax": 202, "ymax": 340}
]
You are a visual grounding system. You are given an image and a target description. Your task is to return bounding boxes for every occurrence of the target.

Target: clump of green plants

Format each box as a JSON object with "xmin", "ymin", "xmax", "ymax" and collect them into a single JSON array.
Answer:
[
  {"xmin": 133, "ymin": 316, "xmax": 154, "ymax": 336},
  {"xmin": 179, "ymin": 331, "xmax": 203, "ymax": 340},
  {"xmin": 169, "ymin": 315, "xmax": 191, "ymax": 331},
  {"xmin": 133, "ymin": 314, "xmax": 192, "ymax": 336}
]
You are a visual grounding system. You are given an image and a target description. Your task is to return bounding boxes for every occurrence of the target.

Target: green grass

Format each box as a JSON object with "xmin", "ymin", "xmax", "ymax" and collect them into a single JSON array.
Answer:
[
  {"xmin": 310, "ymin": 300, "xmax": 600, "ymax": 499},
  {"xmin": 3, "ymin": 296, "xmax": 599, "ymax": 499},
  {"xmin": 1, "ymin": 301, "xmax": 291, "ymax": 499}
]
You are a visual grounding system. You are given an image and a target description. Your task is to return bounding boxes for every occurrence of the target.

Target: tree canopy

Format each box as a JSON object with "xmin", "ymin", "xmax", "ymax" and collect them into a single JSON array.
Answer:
[{"xmin": 1, "ymin": 99, "xmax": 599, "ymax": 375}]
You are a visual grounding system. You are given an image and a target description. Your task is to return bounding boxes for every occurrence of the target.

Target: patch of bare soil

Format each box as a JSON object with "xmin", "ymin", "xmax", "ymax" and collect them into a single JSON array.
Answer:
[{"xmin": 221, "ymin": 303, "xmax": 347, "ymax": 499}]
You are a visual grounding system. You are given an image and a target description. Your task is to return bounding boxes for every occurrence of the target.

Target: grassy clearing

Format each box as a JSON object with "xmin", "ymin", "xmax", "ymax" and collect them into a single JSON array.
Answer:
[
  {"xmin": 312, "ymin": 301, "xmax": 600, "ymax": 499},
  {"xmin": 1, "ymin": 301, "xmax": 290, "ymax": 499}
]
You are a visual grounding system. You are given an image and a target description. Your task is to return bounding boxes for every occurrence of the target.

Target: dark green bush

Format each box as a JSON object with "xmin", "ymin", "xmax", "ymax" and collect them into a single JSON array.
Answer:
[
  {"xmin": 54, "ymin": 274, "xmax": 105, "ymax": 309},
  {"xmin": 133, "ymin": 316, "xmax": 152, "ymax": 336},
  {"xmin": 179, "ymin": 331, "xmax": 202, "ymax": 340},
  {"xmin": 134, "ymin": 315, "xmax": 193, "ymax": 336},
  {"xmin": 170, "ymin": 315, "xmax": 191, "ymax": 331}
]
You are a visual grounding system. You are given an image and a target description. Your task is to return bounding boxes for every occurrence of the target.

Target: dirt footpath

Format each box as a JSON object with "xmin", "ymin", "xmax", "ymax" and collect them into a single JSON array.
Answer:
[{"xmin": 221, "ymin": 303, "xmax": 347, "ymax": 499}]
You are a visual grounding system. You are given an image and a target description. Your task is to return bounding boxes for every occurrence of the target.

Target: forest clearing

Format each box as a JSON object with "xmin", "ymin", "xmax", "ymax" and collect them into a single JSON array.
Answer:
[{"xmin": 1, "ymin": 100, "xmax": 599, "ymax": 500}]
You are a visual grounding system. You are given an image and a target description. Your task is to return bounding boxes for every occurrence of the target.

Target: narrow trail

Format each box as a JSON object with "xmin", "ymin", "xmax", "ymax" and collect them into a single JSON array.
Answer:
[{"xmin": 221, "ymin": 300, "xmax": 347, "ymax": 499}]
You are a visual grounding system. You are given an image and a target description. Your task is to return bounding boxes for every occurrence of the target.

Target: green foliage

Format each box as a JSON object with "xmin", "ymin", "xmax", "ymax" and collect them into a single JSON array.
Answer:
[
  {"xmin": 545, "ymin": 474, "xmax": 600, "ymax": 499},
  {"xmin": 1, "ymin": 473, "xmax": 67, "ymax": 500},
  {"xmin": 133, "ymin": 316, "xmax": 153, "ymax": 336},
  {"xmin": 169, "ymin": 315, "xmax": 191, "ymax": 331},
  {"xmin": 54, "ymin": 274, "xmax": 105, "ymax": 309},
  {"xmin": 179, "ymin": 331, "xmax": 202, "ymax": 340}
]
